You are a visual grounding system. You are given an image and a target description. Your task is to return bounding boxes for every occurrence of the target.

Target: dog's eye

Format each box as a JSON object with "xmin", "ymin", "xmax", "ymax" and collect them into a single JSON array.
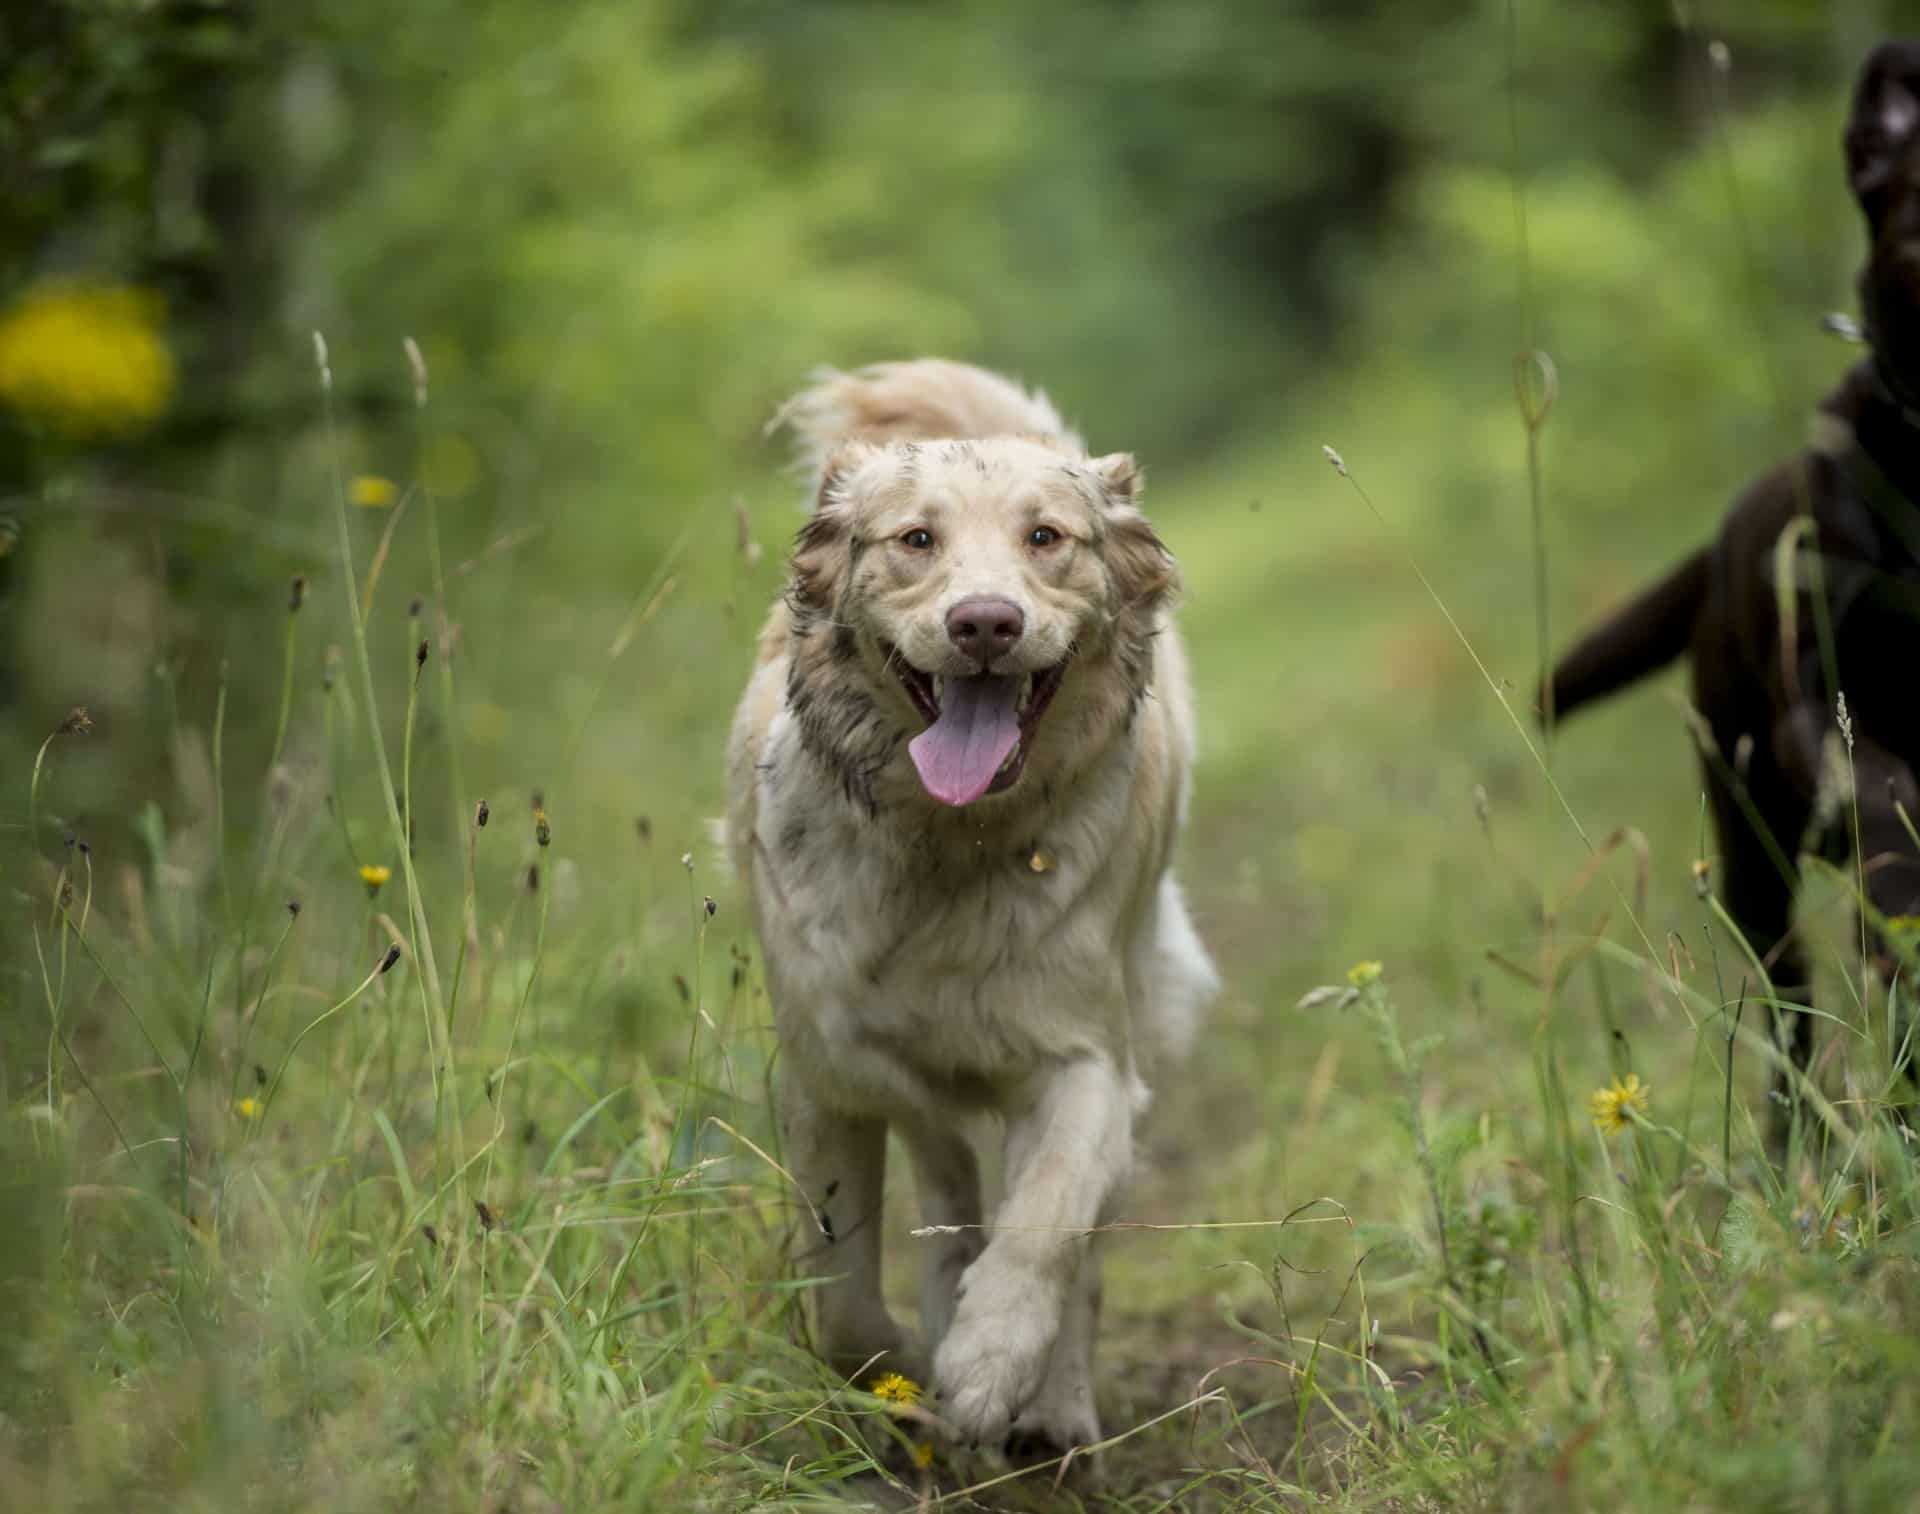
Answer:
[
  {"xmin": 1028, "ymin": 526, "xmax": 1061, "ymax": 549},
  {"xmin": 900, "ymin": 528, "xmax": 935, "ymax": 550}
]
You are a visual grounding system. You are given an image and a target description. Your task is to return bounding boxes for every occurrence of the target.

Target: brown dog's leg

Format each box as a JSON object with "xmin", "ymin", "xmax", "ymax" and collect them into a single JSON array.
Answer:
[
  {"xmin": 1703, "ymin": 751, "xmax": 1813, "ymax": 1150},
  {"xmin": 1847, "ymin": 742, "xmax": 1920, "ymax": 1122}
]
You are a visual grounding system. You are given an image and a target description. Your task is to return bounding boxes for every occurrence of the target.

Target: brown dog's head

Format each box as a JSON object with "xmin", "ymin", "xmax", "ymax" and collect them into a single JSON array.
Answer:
[
  {"xmin": 1849, "ymin": 41, "xmax": 1920, "ymax": 402},
  {"xmin": 785, "ymin": 433, "xmax": 1176, "ymax": 812}
]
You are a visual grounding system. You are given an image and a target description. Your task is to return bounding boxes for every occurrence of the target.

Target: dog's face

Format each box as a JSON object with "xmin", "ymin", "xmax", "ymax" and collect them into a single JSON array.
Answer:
[
  {"xmin": 1849, "ymin": 41, "xmax": 1920, "ymax": 399},
  {"xmin": 1860, "ymin": 136, "xmax": 1920, "ymax": 403},
  {"xmin": 786, "ymin": 437, "xmax": 1175, "ymax": 810}
]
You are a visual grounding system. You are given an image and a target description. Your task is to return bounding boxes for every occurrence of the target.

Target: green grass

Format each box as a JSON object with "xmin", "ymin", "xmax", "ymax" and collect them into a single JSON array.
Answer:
[{"xmin": 9, "ymin": 334, "xmax": 1920, "ymax": 1513}]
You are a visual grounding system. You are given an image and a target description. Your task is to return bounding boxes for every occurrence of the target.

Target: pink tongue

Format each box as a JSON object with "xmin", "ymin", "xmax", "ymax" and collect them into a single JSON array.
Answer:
[{"xmin": 909, "ymin": 674, "xmax": 1023, "ymax": 806}]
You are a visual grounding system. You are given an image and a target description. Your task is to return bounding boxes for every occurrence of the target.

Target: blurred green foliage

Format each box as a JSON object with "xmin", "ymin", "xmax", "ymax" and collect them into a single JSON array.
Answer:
[
  {"xmin": 0, "ymin": 2, "xmax": 1892, "ymax": 773},
  {"xmin": 2, "ymin": 0, "xmax": 1909, "ymax": 924}
]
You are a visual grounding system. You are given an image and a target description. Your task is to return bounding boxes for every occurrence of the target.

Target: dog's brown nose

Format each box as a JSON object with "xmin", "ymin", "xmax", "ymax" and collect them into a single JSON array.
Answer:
[{"xmin": 946, "ymin": 597, "xmax": 1025, "ymax": 663}]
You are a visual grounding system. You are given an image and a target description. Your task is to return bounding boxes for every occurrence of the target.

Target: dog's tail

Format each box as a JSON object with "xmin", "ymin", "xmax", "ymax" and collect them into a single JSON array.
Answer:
[
  {"xmin": 1541, "ymin": 547, "xmax": 1709, "ymax": 724},
  {"xmin": 772, "ymin": 359, "xmax": 1082, "ymax": 475}
]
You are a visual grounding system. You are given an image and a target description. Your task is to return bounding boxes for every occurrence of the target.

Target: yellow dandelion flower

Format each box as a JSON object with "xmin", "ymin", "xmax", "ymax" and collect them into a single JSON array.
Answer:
[
  {"xmin": 351, "ymin": 475, "xmax": 398, "ymax": 508},
  {"xmin": 1589, "ymin": 1073, "xmax": 1650, "ymax": 1135},
  {"xmin": 910, "ymin": 1441, "xmax": 935, "ymax": 1470},
  {"xmin": 868, "ymin": 1372, "xmax": 922, "ymax": 1408},
  {"xmin": 236, "ymin": 1096, "xmax": 263, "ymax": 1120},
  {"xmin": 0, "ymin": 281, "xmax": 174, "ymax": 437},
  {"xmin": 1346, "ymin": 960, "xmax": 1383, "ymax": 988},
  {"xmin": 359, "ymin": 863, "xmax": 393, "ymax": 895}
]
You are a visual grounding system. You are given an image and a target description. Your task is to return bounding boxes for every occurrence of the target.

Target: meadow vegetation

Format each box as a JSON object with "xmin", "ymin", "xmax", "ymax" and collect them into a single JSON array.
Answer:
[{"xmin": 5, "ymin": 5, "xmax": 1920, "ymax": 1510}]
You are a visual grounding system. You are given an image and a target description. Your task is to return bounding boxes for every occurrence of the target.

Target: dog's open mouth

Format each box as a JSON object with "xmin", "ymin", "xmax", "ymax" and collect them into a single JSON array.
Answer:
[{"xmin": 886, "ymin": 651, "xmax": 1070, "ymax": 807}]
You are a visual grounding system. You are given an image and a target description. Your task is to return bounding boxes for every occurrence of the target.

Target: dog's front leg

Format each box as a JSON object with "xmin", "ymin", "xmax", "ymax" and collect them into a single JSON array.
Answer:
[
  {"xmin": 933, "ymin": 1055, "xmax": 1131, "ymax": 1446},
  {"xmin": 898, "ymin": 1119, "xmax": 984, "ymax": 1352},
  {"xmin": 781, "ymin": 1069, "xmax": 908, "ymax": 1382}
]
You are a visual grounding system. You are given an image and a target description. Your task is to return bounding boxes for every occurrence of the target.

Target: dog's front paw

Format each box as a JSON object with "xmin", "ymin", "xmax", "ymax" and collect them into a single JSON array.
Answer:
[
  {"xmin": 1008, "ymin": 1387, "xmax": 1100, "ymax": 1462},
  {"xmin": 931, "ymin": 1262, "xmax": 1059, "ymax": 1444}
]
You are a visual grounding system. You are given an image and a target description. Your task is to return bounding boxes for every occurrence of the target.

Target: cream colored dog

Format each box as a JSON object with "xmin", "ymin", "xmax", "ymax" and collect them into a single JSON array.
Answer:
[{"xmin": 727, "ymin": 360, "xmax": 1217, "ymax": 1454}]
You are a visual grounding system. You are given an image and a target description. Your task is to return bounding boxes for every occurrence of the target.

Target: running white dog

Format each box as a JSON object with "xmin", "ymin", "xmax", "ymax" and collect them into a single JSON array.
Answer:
[{"xmin": 727, "ymin": 359, "xmax": 1217, "ymax": 1453}]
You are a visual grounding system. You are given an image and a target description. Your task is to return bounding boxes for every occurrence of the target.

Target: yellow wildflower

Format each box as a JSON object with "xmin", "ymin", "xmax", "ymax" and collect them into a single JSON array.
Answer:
[
  {"xmin": 0, "ymin": 281, "xmax": 174, "ymax": 437},
  {"xmin": 236, "ymin": 1096, "xmax": 263, "ymax": 1120},
  {"xmin": 1589, "ymin": 1073, "xmax": 1650, "ymax": 1135},
  {"xmin": 1345, "ymin": 960, "xmax": 1383, "ymax": 988},
  {"xmin": 910, "ymin": 1441, "xmax": 935, "ymax": 1469},
  {"xmin": 351, "ymin": 475, "xmax": 398, "ymax": 508},
  {"xmin": 868, "ymin": 1372, "xmax": 922, "ymax": 1408},
  {"xmin": 359, "ymin": 863, "xmax": 393, "ymax": 895}
]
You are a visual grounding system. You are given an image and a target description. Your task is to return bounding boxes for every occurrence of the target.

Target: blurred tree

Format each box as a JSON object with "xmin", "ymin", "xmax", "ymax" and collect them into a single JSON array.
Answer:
[{"xmin": 1, "ymin": 0, "xmax": 283, "ymax": 732}]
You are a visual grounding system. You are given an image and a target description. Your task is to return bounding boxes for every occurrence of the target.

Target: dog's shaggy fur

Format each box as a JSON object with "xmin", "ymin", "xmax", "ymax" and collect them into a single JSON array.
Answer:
[
  {"xmin": 727, "ymin": 360, "xmax": 1218, "ymax": 1452},
  {"xmin": 1544, "ymin": 41, "xmax": 1920, "ymax": 1127}
]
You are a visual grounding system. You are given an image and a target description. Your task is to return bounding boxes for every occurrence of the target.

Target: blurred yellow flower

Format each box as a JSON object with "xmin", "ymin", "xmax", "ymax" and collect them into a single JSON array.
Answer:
[
  {"xmin": 0, "ymin": 282, "xmax": 174, "ymax": 437},
  {"xmin": 236, "ymin": 1096, "xmax": 263, "ymax": 1120},
  {"xmin": 1345, "ymin": 960, "xmax": 1383, "ymax": 988},
  {"xmin": 1589, "ymin": 1073, "xmax": 1649, "ymax": 1135},
  {"xmin": 351, "ymin": 475, "xmax": 398, "ymax": 508},
  {"xmin": 910, "ymin": 1441, "xmax": 935, "ymax": 1469},
  {"xmin": 359, "ymin": 863, "xmax": 393, "ymax": 894},
  {"xmin": 869, "ymin": 1372, "xmax": 921, "ymax": 1408}
]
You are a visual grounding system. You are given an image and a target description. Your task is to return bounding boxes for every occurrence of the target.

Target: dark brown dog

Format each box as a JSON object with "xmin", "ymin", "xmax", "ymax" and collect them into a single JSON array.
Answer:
[{"xmin": 1543, "ymin": 40, "xmax": 1920, "ymax": 1130}]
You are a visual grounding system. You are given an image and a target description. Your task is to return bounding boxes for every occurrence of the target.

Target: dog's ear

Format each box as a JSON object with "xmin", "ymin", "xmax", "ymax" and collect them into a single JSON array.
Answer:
[
  {"xmin": 789, "ymin": 442, "xmax": 876, "ymax": 612},
  {"xmin": 1847, "ymin": 41, "xmax": 1920, "ymax": 224},
  {"xmin": 1090, "ymin": 452, "xmax": 1180, "ymax": 618}
]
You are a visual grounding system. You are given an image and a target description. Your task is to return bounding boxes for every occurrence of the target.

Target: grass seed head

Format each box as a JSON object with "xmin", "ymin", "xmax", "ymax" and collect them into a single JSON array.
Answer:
[
  {"xmin": 379, "ymin": 944, "xmax": 402, "ymax": 974},
  {"xmin": 57, "ymin": 706, "xmax": 93, "ymax": 736},
  {"xmin": 289, "ymin": 574, "xmax": 309, "ymax": 612},
  {"xmin": 475, "ymin": 798, "xmax": 489, "ymax": 828},
  {"xmin": 403, "ymin": 336, "xmax": 428, "ymax": 408}
]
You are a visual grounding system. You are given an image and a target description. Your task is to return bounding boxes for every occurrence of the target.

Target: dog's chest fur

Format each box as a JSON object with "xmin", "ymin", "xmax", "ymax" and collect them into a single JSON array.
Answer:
[{"xmin": 748, "ymin": 704, "xmax": 1147, "ymax": 1088}]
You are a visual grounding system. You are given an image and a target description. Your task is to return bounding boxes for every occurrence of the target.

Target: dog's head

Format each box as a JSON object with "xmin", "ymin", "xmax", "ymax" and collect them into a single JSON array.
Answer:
[
  {"xmin": 1847, "ymin": 40, "xmax": 1920, "ymax": 227},
  {"xmin": 785, "ymin": 436, "xmax": 1176, "ymax": 811},
  {"xmin": 1849, "ymin": 41, "xmax": 1920, "ymax": 401}
]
